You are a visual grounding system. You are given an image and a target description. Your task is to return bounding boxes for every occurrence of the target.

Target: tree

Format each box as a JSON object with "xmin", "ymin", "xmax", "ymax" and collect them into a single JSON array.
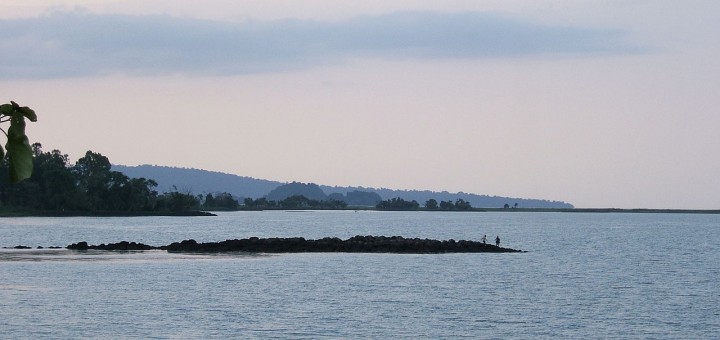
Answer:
[
  {"xmin": 425, "ymin": 199, "xmax": 438, "ymax": 210},
  {"xmin": 454, "ymin": 199, "xmax": 472, "ymax": 211},
  {"xmin": 376, "ymin": 197, "xmax": 420, "ymax": 210},
  {"xmin": 439, "ymin": 200, "xmax": 454, "ymax": 210},
  {"xmin": 155, "ymin": 191, "xmax": 200, "ymax": 212},
  {"xmin": 73, "ymin": 151, "xmax": 114, "ymax": 210},
  {"xmin": 204, "ymin": 193, "xmax": 216, "ymax": 207},
  {"xmin": 28, "ymin": 144, "xmax": 76, "ymax": 210},
  {"xmin": 202, "ymin": 192, "xmax": 240, "ymax": 210},
  {"xmin": 73, "ymin": 150, "xmax": 112, "ymax": 178},
  {"xmin": 126, "ymin": 177, "xmax": 158, "ymax": 211},
  {"xmin": 0, "ymin": 101, "xmax": 37, "ymax": 183}
]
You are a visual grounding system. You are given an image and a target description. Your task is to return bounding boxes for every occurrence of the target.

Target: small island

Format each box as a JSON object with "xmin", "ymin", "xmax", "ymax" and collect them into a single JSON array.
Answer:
[{"xmin": 65, "ymin": 235, "xmax": 524, "ymax": 253}]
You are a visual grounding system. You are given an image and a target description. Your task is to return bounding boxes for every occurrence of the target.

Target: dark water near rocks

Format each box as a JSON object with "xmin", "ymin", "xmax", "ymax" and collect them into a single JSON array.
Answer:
[{"xmin": 1, "ymin": 211, "xmax": 718, "ymax": 338}]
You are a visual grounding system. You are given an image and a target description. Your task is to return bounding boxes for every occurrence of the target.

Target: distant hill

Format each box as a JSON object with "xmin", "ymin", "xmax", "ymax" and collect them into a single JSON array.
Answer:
[
  {"xmin": 266, "ymin": 182, "xmax": 328, "ymax": 201},
  {"xmin": 113, "ymin": 164, "xmax": 574, "ymax": 209},
  {"xmin": 112, "ymin": 165, "xmax": 281, "ymax": 198}
]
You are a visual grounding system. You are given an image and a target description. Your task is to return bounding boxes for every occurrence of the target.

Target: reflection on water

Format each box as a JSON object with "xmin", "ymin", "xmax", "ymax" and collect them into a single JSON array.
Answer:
[
  {"xmin": 0, "ymin": 248, "xmax": 268, "ymax": 262},
  {"xmin": 0, "ymin": 284, "xmax": 51, "ymax": 292}
]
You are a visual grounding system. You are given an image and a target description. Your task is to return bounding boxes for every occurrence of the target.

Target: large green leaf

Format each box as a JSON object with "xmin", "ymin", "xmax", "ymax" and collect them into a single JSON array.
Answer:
[
  {"xmin": 5, "ymin": 114, "xmax": 33, "ymax": 183},
  {"xmin": 2, "ymin": 102, "xmax": 37, "ymax": 121},
  {"xmin": 0, "ymin": 104, "xmax": 12, "ymax": 117},
  {"xmin": 17, "ymin": 106, "xmax": 37, "ymax": 122}
]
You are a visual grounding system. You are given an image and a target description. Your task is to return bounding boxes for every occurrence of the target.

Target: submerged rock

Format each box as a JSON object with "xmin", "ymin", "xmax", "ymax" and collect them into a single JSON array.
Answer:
[{"xmin": 12, "ymin": 245, "xmax": 32, "ymax": 249}]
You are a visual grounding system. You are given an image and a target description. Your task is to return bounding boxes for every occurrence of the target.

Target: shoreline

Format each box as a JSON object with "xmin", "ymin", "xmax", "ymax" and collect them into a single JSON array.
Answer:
[
  {"xmin": 0, "ymin": 210, "xmax": 216, "ymax": 217},
  {"xmin": 472, "ymin": 208, "xmax": 720, "ymax": 214},
  {"xmin": 2, "ymin": 208, "xmax": 717, "ymax": 218}
]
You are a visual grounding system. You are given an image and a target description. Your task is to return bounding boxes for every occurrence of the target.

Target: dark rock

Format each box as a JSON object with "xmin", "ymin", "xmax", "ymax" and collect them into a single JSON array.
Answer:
[
  {"xmin": 94, "ymin": 241, "xmax": 155, "ymax": 251},
  {"xmin": 63, "ymin": 236, "xmax": 524, "ymax": 253},
  {"xmin": 67, "ymin": 242, "xmax": 89, "ymax": 250},
  {"xmin": 160, "ymin": 235, "xmax": 524, "ymax": 253},
  {"xmin": 66, "ymin": 241, "xmax": 155, "ymax": 251}
]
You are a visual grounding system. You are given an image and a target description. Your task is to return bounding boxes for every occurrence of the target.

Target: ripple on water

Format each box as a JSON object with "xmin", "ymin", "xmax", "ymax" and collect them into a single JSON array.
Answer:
[
  {"xmin": 0, "ymin": 248, "xmax": 269, "ymax": 263},
  {"xmin": 0, "ymin": 212, "xmax": 719, "ymax": 338}
]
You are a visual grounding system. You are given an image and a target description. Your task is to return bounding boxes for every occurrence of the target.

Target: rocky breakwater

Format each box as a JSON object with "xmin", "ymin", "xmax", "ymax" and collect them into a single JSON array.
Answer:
[
  {"xmin": 66, "ymin": 241, "xmax": 155, "ymax": 251},
  {"xmin": 66, "ymin": 236, "xmax": 524, "ymax": 253}
]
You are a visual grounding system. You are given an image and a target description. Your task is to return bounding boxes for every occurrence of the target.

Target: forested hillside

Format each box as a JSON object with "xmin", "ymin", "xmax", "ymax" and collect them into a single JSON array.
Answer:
[
  {"xmin": 114, "ymin": 165, "xmax": 574, "ymax": 208},
  {"xmin": 112, "ymin": 165, "xmax": 281, "ymax": 198}
]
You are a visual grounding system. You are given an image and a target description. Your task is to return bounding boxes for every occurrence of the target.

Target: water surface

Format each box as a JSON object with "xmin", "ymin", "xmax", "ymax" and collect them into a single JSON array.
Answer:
[{"xmin": 1, "ymin": 211, "xmax": 718, "ymax": 338}]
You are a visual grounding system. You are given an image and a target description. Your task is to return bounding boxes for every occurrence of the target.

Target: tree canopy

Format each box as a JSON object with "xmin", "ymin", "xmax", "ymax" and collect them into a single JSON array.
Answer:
[
  {"xmin": 242, "ymin": 195, "xmax": 347, "ymax": 210},
  {"xmin": 376, "ymin": 197, "xmax": 421, "ymax": 210},
  {"xmin": 202, "ymin": 192, "xmax": 240, "ymax": 210},
  {"xmin": 0, "ymin": 144, "xmax": 200, "ymax": 214}
]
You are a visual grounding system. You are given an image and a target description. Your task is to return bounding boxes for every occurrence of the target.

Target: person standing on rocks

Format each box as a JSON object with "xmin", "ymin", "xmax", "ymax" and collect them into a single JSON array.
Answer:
[
  {"xmin": 481, "ymin": 235, "xmax": 487, "ymax": 244},
  {"xmin": 495, "ymin": 235, "xmax": 500, "ymax": 247}
]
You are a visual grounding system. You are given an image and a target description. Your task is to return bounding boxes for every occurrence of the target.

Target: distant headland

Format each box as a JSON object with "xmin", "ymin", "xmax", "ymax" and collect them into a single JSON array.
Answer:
[
  {"xmin": 0, "ymin": 144, "xmax": 572, "ymax": 216},
  {"xmin": 112, "ymin": 164, "xmax": 575, "ymax": 209},
  {"xmin": 4, "ymin": 144, "xmax": 715, "ymax": 216}
]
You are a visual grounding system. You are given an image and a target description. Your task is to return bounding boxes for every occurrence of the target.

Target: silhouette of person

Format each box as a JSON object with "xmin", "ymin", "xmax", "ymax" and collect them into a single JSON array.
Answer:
[
  {"xmin": 481, "ymin": 235, "xmax": 487, "ymax": 244},
  {"xmin": 495, "ymin": 236, "xmax": 500, "ymax": 247}
]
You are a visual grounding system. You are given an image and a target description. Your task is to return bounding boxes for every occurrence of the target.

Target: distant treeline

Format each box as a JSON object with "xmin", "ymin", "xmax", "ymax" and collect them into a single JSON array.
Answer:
[
  {"xmin": 242, "ymin": 195, "xmax": 347, "ymax": 210},
  {"xmin": 2, "ymin": 144, "xmax": 574, "ymax": 214},
  {"xmin": 201, "ymin": 192, "xmax": 240, "ymax": 211},
  {"xmin": 0, "ymin": 144, "xmax": 201, "ymax": 213},
  {"xmin": 114, "ymin": 165, "xmax": 575, "ymax": 209},
  {"xmin": 376, "ymin": 197, "xmax": 473, "ymax": 211}
]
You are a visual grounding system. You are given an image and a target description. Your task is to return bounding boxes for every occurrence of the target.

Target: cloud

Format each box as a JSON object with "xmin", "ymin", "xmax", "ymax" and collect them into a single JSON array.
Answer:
[{"xmin": 0, "ymin": 10, "xmax": 640, "ymax": 79}]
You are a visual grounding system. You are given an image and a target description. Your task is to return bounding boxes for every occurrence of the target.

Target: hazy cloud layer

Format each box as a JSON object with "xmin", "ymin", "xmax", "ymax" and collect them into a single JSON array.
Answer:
[{"xmin": 1, "ymin": 10, "xmax": 638, "ymax": 79}]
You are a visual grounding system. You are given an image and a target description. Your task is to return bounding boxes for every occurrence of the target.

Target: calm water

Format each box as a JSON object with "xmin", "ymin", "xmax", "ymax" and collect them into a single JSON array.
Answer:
[{"xmin": 1, "ymin": 211, "xmax": 718, "ymax": 339}]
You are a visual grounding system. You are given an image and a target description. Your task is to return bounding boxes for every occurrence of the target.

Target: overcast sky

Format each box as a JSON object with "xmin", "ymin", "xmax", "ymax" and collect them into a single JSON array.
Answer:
[{"xmin": 1, "ymin": 1, "xmax": 718, "ymax": 209}]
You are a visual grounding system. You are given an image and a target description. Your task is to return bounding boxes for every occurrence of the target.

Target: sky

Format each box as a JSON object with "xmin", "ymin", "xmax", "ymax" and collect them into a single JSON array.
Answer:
[{"xmin": 1, "ymin": 1, "xmax": 718, "ymax": 209}]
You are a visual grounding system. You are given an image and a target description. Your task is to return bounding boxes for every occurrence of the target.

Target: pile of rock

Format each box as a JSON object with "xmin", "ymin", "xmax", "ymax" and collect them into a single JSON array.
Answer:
[{"xmin": 66, "ymin": 235, "xmax": 524, "ymax": 253}]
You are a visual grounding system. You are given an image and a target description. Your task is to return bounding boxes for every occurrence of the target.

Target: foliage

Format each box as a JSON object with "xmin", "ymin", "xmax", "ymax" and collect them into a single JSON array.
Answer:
[
  {"xmin": 425, "ymin": 199, "xmax": 438, "ymax": 210},
  {"xmin": 155, "ymin": 191, "xmax": 200, "ymax": 212},
  {"xmin": 0, "ymin": 144, "xmax": 201, "ymax": 213},
  {"xmin": 453, "ymin": 199, "xmax": 473, "ymax": 211},
  {"xmin": 202, "ymin": 192, "xmax": 240, "ymax": 210},
  {"xmin": 243, "ymin": 197, "xmax": 273, "ymax": 209},
  {"xmin": 376, "ymin": 197, "xmax": 420, "ymax": 210},
  {"xmin": 437, "ymin": 199, "xmax": 473, "ymax": 211},
  {"xmin": 242, "ymin": 195, "xmax": 347, "ymax": 210},
  {"xmin": 0, "ymin": 101, "xmax": 37, "ymax": 183},
  {"xmin": 377, "ymin": 197, "xmax": 473, "ymax": 211}
]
